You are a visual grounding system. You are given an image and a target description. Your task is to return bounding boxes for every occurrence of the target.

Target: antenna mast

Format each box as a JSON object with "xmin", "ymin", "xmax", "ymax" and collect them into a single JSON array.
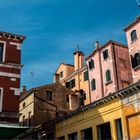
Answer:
[{"xmin": 136, "ymin": 0, "xmax": 140, "ymax": 7}]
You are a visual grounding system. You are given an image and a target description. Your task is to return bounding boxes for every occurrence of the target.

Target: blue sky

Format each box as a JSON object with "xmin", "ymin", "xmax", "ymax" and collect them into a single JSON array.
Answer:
[{"xmin": 0, "ymin": 0, "xmax": 139, "ymax": 89}]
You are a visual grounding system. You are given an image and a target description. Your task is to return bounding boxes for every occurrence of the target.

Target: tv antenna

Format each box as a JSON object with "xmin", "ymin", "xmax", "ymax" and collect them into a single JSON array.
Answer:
[{"xmin": 136, "ymin": 0, "xmax": 140, "ymax": 7}]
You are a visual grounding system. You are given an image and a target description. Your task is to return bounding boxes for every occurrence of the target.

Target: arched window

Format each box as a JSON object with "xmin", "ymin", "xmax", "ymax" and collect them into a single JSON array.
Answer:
[
  {"xmin": 106, "ymin": 70, "xmax": 111, "ymax": 82},
  {"xmin": 91, "ymin": 79, "xmax": 96, "ymax": 90},
  {"xmin": 131, "ymin": 53, "xmax": 140, "ymax": 68},
  {"xmin": 131, "ymin": 30, "xmax": 137, "ymax": 42}
]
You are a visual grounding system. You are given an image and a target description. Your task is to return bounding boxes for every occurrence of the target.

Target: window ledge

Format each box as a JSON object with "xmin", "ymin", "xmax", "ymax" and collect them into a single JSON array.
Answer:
[
  {"xmin": 105, "ymin": 80, "xmax": 113, "ymax": 85},
  {"xmin": 133, "ymin": 64, "xmax": 140, "ymax": 71},
  {"xmin": 131, "ymin": 38, "xmax": 138, "ymax": 44}
]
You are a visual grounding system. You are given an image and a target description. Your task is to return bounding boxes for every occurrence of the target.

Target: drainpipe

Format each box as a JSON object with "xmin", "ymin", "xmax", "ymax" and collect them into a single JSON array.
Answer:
[
  {"xmin": 96, "ymin": 41, "xmax": 104, "ymax": 98},
  {"xmin": 112, "ymin": 44, "xmax": 119, "ymax": 90}
]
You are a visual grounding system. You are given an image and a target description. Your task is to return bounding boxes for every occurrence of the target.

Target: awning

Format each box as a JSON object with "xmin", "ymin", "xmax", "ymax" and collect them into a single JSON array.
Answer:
[{"xmin": 0, "ymin": 124, "xmax": 29, "ymax": 139}]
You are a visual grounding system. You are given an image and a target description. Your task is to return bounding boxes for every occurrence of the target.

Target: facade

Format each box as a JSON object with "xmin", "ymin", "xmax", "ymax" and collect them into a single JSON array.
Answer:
[
  {"xmin": 86, "ymin": 40, "xmax": 132, "ymax": 102},
  {"xmin": 55, "ymin": 81, "xmax": 140, "ymax": 140},
  {"xmin": 54, "ymin": 50, "xmax": 90, "ymax": 108},
  {"xmin": 0, "ymin": 31, "xmax": 25, "ymax": 123},
  {"xmin": 19, "ymin": 83, "xmax": 75, "ymax": 127},
  {"xmin": 124, "ymin": 16, "xmax": 140, "ymax": 83}
]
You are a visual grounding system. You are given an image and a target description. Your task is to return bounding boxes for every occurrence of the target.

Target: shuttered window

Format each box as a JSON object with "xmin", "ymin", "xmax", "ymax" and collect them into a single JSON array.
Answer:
[
  {"xmin": 131, "ymin": 30, "xmax": 137, "ymax": 42},
  {"xmin": 84, "ymin": 71, "xmax": 89, "ymax": 81}
]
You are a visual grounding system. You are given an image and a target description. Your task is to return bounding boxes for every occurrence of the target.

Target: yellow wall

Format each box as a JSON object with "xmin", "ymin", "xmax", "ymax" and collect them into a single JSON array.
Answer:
[
  {"xmin": 19, "ymin": 93, "xmax": 34, "ymax": 123},
  {"xmin": 56, "ymin": 99, "xmax": 123, "ymax": 140},
  {"xmin": 121, "ymin": 91, "xmax": 140, "ymax": 140},
  {"xmin": 56, "ymin": 64, "xmax": 74, "ymax": 81},
  {"xmin": 56, "ymin": 63, "xmax": 90, "ymax": 105}
]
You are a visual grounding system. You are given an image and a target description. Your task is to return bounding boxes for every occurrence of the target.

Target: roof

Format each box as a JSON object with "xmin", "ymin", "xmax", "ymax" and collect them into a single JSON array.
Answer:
[
  {"xmin": 55, "ymin": 63, "xmax": 74, "ymax": 74},
  {"xmin": 20, "ymin": 83, "xmax": 75, "ymax": 101},
  {"xmin": 0, "ymin": 31, "xmax": 26, "ymax": 42},
  {"xmin": 86, "ymin": 40, "xmax": 127, "ymax": 60},
  {"xmin": 124, "ymin": 16, "xmax": 140, "ymax": 32},
  {"xmin": 0, "ymin": 123, "xmax": 29, "ymax": 139},
  {"xmin": 56, "ymin": 81, "xmax": 140, "ymax": 123}
]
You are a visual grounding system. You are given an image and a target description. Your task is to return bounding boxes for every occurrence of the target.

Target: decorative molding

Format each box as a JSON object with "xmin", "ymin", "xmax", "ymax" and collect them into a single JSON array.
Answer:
[
  {"xmin": 10, "ymin": 87, "xmax": 20, "ymax": 96},
  {"xmin": 0, "ymin": 88, "xmax": 3, "ymax": 112},
  {"xmin": 9, "ymin": 42, "xmax": 22, "ymax": 50},
  {"xmin": 0, "ymin": 72, "xmax": 20, "ymax": 78},
  {"xmin": 10, "ymin": 78, "xmax": 16, "ymax": 81},
  {"xmin": 0, "ymin": 62, "xmax": 23, "ymax": 69},
  {"xmin": 0, "ymin": 41, "xmax": 6, "ymax": 62}
]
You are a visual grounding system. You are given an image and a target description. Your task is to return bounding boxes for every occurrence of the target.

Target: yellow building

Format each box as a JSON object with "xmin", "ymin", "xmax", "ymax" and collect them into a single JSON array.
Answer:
[
  {"xmin": 54, "ymin": 50, "xmax": 91, "ymax": 108},
  {"xmin": 55, "ymin": 81, "xmax": 140, "ymax": 140}
]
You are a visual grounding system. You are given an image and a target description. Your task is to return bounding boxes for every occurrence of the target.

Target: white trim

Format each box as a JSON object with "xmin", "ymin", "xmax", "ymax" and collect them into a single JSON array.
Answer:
[
  {"xmin": 10, "ymin": 87, "xmax": 20, "ymax": 96},
  {"xmin": 0, "ymin": 88, "xmax": 3, "ymax": 112},
  {"xmin": 0, "ymin": 63, "xmax": 23, "ymax": 69},
  {"xmin": 10, "ymin": 78, "xmax": 16, "ymax": 81},
  {"xmin": 9, "ymin": 42, "xmax": 21, "ymax": 50},
  {"xmin": 0, "ymin": 72, "xmax": 20, "ymax": 78},
  {"xmin": 0, "ymin": 41, "xmax": 6, "ymax": 62}
]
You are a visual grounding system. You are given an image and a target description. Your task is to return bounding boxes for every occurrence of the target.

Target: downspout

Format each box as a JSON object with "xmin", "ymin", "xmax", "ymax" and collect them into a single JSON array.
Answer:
[
  {"xmin": 96, "ymin": 41, "xmax": 104, "ymax": 98},
  {"xmin": 112, "ymin": 44, "xmax": 119, "ymax": 90}
]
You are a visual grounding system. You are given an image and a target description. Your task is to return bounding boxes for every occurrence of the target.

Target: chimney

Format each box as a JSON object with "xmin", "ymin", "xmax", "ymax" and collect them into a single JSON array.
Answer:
[
  {"xmin": 73, "ymin": 45, "xmax": 84, "ymax": 71},
  {"xmin": 54, "ymin": 73, "xmax": 60, "ymax": 83},
  {"xmin": 95, "ymin": 41, "xmax": 99, "ymax": 49},
  {"xmin": 22, "ymin": 86, "xmax": 26, "ymax": 92}
]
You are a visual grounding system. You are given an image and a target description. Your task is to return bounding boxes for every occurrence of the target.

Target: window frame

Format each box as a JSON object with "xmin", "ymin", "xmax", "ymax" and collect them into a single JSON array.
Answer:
[
  {"xmin": 84, "ymin": 71, "xmax": 89, "ymax": 81},
  {"xmin": 89, "ymin": 59, "xmax": 94, "ymax": 69},
  {"xmin": 46, "ymin": 90, "xmax": 52, "ymax": 101},
  {"xmin": 0, "ymin": 88, "xmax": 3, "ymax": 112},
  {"xmin": 0, "ymin": 41, "xmax": 6, "ymax": 63},
  {"xmin": 60, "ymin": 71, "xmax": 63, "ymax": 78},
  {"xmin": 91, "ymin": 79, "xmax": 96, "ymax": 91},
  {"xmin": 106, "ymin": 69, "xmax": 111, "ymax": 82},
  {"xmin": 103, "ymin": 49, "xmax": 109, "ymax": 60},
  {"xmin": 131, "ymin": 30, "xmax": 137, "ymax": 42}
]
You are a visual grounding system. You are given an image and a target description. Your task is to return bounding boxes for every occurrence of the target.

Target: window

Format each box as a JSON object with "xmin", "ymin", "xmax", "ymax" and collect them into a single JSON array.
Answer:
[
  {"xmin": 0, "ymin": 44, "xmax": 3, "ymax": 62},
  {"xmin": 66, "ymin": 79, "xmax": 75, "ymax": 89},
  {"xmin": 68, "ymin": 132, "xmax": 77, "ymax": 140},
  {"xmin": 79, "ymin": 89, "xmax": 86, "ymax": 107},
  {"xmin": 84, "ymin": 71, "xmax": 89, "ymax": 81},
  {"xmin": 81, "ymin": 127, "xmax": 93, "ymax": 140},
  {"xmin": 89, "ymin": 59, "xmax": 94, "ymax": 69},
  {"xmin": 23, "ymin": 102, "xmax": 25, "ymax": 108},
  {"xmin": 103, "ymin": 49, "xmax": 109, "ymax": 60},
  {"xmin": 22, "ymin": 115, "xmax": 25, "ymax": 126},
  {"xmin": 97, "ymin": 122, "xmax": 111, "ymax": 140},
  {"xmin": 91, "ymin": 79, "xmax": 96, "ymax": 90},
  {"xmin": 115, "ymin": 118, "xmax": 123, "ymax": 140},
  {"xmin": 106, "ymin": 70, "xmax": 111, "ymax": 82},
  {"xmin": 66, "ymin": 94, "xmax": 69, "ymax": 102},
  {"xmin": 131, "ymin": 53, "xmax": 140, "ymax": 69},
  {"xmin": 28, "ymin": 112, "xmax": 31, "ymax": 127},
  {"xmin": 46, "ymin": 91, "xmax": 52, "ymax": 101},
  {"xmin": 60, "ymin": 71, "xmax": 63, "ymax": 78},
  {"xmin": 131, "ymin": 30, "xmax": 137, "ymax": 42}
]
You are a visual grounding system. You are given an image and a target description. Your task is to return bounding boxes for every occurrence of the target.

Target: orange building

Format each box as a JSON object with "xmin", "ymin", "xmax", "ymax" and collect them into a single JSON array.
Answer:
[{"xmin": 54, "ymin": 50, "xmax": 90, "ymax": 109}]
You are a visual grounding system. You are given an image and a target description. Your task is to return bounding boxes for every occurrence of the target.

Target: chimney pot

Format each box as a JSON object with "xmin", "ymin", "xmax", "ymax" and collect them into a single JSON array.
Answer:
[
  {"xmin": 95, "ymin": 41, "xmax": 99, "ymax": 49},
  {"xmin": 22, "ymin": 86, "xmax": 26, "ymax": 92}
]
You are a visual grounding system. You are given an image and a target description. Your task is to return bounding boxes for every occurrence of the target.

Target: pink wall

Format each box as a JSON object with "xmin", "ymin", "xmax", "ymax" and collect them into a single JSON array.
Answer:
[
  {"xmin": 125, "ymin": 19, "xmax": 140, "ymax": 83},
  {"xmin": 86, "ymin": 41, "xmax": 132, "ymax": 102}
]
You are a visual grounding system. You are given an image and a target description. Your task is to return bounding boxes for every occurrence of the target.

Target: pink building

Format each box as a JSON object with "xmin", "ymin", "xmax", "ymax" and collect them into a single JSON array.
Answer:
[
  {"xmin": 124, "ymin": 16, "xmax": 140, "ymax": 83},
  {"xmin": 86, "ymin": 40, "xmax": 132, "ymax": 102}
]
